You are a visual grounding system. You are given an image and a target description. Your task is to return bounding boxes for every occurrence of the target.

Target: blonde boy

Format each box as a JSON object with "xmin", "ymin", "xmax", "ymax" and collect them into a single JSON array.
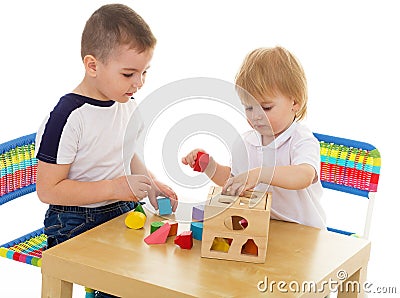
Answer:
[{"xmin": 182, "ymin": 46, "xmax": 325, "ymax": 229}]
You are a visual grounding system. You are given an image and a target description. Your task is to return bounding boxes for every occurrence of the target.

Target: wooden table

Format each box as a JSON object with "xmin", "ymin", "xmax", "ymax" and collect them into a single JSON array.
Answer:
[{"xmin": 41, "ymin": 213, "xmax": 370, "ymax": 297}]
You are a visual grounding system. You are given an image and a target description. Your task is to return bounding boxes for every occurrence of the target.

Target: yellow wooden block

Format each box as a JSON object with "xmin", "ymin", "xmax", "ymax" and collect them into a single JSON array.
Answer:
[
  {"xmin": 125, "ymin": 211, "xmax": 146, "ymax": 229},
  {"xmin": 211, "ymin": 237, "xmax": 230, "ymax": 253}
]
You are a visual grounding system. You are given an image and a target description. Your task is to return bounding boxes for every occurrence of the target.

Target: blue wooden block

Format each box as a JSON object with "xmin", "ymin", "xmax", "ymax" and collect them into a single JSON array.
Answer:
[
  {"xmin": 157, "ymin": 197, "xmax": 172, "ymax": 215},
  {"xmin": 190, "ymin": 221, "xmax": 203, "ymax": 241}
]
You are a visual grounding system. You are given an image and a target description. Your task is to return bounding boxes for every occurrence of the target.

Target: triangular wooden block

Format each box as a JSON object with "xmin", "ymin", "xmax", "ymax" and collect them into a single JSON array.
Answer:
[{"xmin": 144, "ymin": 223, "xmax": 171, "ymax": 245}]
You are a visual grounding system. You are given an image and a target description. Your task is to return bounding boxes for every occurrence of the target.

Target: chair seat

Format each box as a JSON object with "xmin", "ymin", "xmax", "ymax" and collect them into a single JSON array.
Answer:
[{"xmin": 0, "ymin": 227, "xmax": 46, "ymax": 266}]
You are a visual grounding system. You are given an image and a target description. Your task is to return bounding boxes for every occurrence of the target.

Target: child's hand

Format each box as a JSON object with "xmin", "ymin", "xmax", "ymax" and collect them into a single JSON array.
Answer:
[
  {"xmin": 222, "ymin": 168, "xmax": 261, "ymax": 196},
  {"xmin": 181, "ymin": 149, "xmax": 208, "ymax": 169},
  {"xmin": 114, "ymin": 175, "xmax": 151, "ymax": 201},
  {"xmin": 147, "ymin": 179, "xmax": 178, "ymax": 212}
]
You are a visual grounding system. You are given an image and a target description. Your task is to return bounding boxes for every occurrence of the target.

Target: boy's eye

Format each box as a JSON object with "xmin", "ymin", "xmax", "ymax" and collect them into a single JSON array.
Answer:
[
  {"xmin": 245, "ymin": 106, "xmax": 253, "ymax": 111},
  {"xmin": 262, "ymin": 106, "xmax": 272, "ymax": 111},
  {"xmin": 122, "ymin": 71, "xmax": 147, "ymax": 78}
]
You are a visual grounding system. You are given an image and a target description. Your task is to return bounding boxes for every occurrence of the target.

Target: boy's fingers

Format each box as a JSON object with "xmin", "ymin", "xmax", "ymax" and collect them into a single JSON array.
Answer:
[
  {"xmin": 135, "ymin": 189, "xmax": 147, "ymax": 200},
  {"xmin": 171, "ymin": 197, "xmax": 178, "ymax": 212},
  {"xmin": 224, "ymin": 180, "xmax": 242, "ymax": 196},
  {"xmin": 131, "ymin": 174, "xmax": 151, "ymax": 185},
  {"xmin": 142, "ymin": 175, "xmax": 152, "ymax": 185},
  {"xmin": 148, "ymin": 193, "xmax": 158, "ymax": 210},
  {"xmin": 237, "ymin": 185, "xmax": 247, "ymax": 196},
  {"xmin": 222, "ymin": 179, "xmax": 233, "ymax": 194},
  {"xmin": 142, "ymin": 183, "xmax": 151, "ymax": 192}
]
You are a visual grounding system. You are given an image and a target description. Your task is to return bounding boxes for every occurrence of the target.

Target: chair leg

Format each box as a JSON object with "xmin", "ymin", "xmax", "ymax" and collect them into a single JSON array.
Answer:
[{"xmin": 363, "ymin": 193, "xmax": 375, "ymax": 239}]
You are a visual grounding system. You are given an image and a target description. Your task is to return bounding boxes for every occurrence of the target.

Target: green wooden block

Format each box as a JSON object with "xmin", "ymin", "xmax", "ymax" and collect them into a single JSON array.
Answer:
[
  {"xmin": 135, "ymin": 203, "xmax": 146, "ymax": 216},
  {"xmin": 151, "ymin": 221, "xmax": 165, "ymax": 234}
]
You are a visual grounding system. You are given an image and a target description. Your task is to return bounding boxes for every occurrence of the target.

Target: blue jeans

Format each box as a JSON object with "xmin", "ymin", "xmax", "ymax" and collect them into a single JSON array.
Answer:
[{"xmin": 44, "ymin": 201, "xmax": 137, "ymax": 298}]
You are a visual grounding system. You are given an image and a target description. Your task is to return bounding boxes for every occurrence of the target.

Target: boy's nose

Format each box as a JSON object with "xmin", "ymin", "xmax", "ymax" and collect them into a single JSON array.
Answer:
[
  {"xmin": 132, "ymin": 74, "xmax": 144, "ymax": 88},
  {"xmin": 252, "ymin": 108, "xmax": 263, "ymax": 120}
]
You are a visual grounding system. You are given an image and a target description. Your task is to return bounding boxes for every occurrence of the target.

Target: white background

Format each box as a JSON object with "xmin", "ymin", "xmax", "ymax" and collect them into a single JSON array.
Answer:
[{"xmin": 1, "ymin": 1, "xmax": 399, "ymax": 297}]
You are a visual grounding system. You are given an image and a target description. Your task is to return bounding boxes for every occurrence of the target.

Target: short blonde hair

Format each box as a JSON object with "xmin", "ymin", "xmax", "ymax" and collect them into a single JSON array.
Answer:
[
  {"xmin": 235, "ymin": 46, "xmax": 308, "ymax": 121},
  {"xmin": 81, "ymin": 4, "xmax": 156, "ymax": 63}
]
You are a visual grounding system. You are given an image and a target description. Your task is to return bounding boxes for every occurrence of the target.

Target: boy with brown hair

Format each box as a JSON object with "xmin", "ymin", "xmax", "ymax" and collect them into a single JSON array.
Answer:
[{"xmin": 36, "ymin": 4, "xmax": 177, "ymax": 297}]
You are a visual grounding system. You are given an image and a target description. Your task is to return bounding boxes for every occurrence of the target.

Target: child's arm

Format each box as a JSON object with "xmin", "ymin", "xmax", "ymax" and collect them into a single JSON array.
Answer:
[
  {"xmin": 36, "ymin": 160, "xmax": 151, "ymax": 206},
  {"xmin": 130, "ymin": 154, "xmax": 178, "ymax": 212},
  {"xmin": 222, "ymin": 164, "xmax": 316, "ymax": 195},
  {"xmin": 181, "ymin": 149, "xmax": 231, "ymax": 186}
]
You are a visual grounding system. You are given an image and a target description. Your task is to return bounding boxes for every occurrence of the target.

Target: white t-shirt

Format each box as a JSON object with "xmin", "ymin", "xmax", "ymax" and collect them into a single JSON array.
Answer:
[
  {"xmin": 231, "ymin": 122, "xmax": 326, "ymax": 229},
  {"xmin": 35, "ymin": 93, "xmax": 143, "ymax": 208}
]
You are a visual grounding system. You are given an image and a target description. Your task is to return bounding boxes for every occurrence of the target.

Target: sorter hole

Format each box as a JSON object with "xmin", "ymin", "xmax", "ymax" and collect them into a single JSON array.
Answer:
[
  {"xmin": 224, "ymin": 215, "xmax": 248, "ymax": 230},
  {"xmin": 241, "ymin": 239, "xmax": 258, "ymax": 256},
  {"xmin": 210, "ymin": 237, "xmax": 232, "ymax": 253}
]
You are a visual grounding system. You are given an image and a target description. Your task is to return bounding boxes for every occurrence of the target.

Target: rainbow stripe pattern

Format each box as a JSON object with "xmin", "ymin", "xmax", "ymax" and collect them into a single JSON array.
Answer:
[
  {"xmin": 0, "ymin": 133, "xmax": 37, "ymax": 203},
  {"xmin": 0, "ymin": 228, "xmax": 45, "ymax": 266},
  {"xmin": 0, "ymin": 133, "xmax": 46, "ymax": 267},
  {"xmin": 314, "ymin": 133, "xmax": 381, "ymax": 197}
]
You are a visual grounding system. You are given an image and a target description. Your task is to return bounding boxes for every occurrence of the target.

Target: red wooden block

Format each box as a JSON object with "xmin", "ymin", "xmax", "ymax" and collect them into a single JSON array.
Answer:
[
  {"xmin": 193, "ymin": 152, "xmax": 209, "ymax": 172},
  {"xmin": 174, "ymin": 231, "xmax": 193, "ymax": 249},
  {"xmin": 144, "ymin": 223, "xmax": 171, "ymax": 245}
]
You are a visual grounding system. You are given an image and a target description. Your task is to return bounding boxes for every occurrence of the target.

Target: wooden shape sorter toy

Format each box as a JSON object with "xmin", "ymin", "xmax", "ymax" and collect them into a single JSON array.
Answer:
[{"xmin": 201, "ymin": 186, "xmax": 272, "ymax": 263}]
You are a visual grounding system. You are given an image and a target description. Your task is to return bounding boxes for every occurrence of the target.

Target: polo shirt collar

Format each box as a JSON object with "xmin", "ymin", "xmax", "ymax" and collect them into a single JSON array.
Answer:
[{"xmin": 245, "ymin": 121, "xmax": 298, "ymax": 149}]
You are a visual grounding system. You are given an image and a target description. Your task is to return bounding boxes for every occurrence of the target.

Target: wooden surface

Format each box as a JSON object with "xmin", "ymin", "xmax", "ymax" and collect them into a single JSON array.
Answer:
[{"xmin": 41, "ymin": 211, "xmax": 370, "ymax": 298}]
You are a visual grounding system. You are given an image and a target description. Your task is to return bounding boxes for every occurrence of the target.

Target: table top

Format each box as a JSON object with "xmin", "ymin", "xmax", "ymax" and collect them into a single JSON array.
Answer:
[{"xmin": 41, "ymin": 212, "xmax": 370, "ymax": 297}]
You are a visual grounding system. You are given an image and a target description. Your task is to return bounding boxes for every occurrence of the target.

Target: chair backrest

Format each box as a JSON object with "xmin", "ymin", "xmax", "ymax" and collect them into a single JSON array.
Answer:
[
  {"xmin": 313, "ymin": 133, "xmax": 381, "ymax": 239},
  {"xmin": 0, "ymin": 133, "xmax": 45, "ymax": 266},
  {"xmin": 0, "ymin": 133, "xmax": 37, "ymax": 206}
]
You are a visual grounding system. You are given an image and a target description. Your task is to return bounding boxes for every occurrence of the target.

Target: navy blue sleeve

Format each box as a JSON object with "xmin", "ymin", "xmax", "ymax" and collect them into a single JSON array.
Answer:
[{"xmin": 37, "ymin": 95, "xmax": 84, "ymax": 164}]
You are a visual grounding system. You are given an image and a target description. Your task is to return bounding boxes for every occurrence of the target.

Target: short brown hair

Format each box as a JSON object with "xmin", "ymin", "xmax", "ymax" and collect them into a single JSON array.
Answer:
[
  {"xmin": 235, "ymin": 46, "xmax": 308, "ymax": 121},
  {"xmin": 81, "ymin": 4, "xmax": 157, "ymax": 62}
]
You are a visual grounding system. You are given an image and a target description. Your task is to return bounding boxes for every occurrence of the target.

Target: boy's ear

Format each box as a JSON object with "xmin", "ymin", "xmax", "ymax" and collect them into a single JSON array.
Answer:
[
  {"xmin": 292, "ymin": 100, "xmax": 300, "ymax": 112},
  {"xmin": 83, "ymin": 55, "xmax": 97, "ymax": 77}
]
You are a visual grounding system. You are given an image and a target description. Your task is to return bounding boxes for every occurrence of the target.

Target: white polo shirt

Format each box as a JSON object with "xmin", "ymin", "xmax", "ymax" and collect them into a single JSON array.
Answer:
[{"xmin": 231, "ymin": 122, "xmax": 326, "ymax": 229}]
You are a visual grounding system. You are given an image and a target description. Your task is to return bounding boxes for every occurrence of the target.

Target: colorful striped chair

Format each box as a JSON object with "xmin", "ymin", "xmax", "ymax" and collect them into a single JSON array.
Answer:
[
  {"xmin": 314, "ymin": 133, "xmax": 381, "ymax": 239},
  {"xmin": 0, "ymin": 133, "xmax": 95, "ymax": 297},
  {"xmin": 0, "ymin": 133, "xmax": 44, "ymax": 266}
]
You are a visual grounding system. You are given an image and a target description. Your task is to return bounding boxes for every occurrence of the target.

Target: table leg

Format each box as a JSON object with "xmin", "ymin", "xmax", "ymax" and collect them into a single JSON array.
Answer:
[
  {"xmin": 337, "ymin": 266, "xmax": 367, "ymax": 298},
  {"xmin": 41, "ymin": 273, "xmax": 73, "ymax": 298}
]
